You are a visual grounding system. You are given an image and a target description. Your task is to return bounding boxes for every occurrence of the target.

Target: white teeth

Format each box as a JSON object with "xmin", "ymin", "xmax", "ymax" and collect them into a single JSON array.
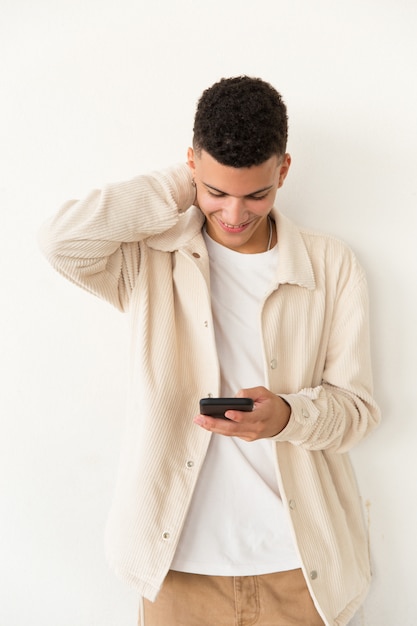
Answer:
[{"xmin": 224, "ymin": 222, "xmax": 244, "ymax": 228}]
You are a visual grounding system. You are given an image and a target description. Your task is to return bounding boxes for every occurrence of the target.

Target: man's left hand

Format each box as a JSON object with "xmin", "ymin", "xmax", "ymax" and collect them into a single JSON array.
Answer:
[{"xmin": 193, "ymin": 386, "xmax": 291, "ymax": 441}]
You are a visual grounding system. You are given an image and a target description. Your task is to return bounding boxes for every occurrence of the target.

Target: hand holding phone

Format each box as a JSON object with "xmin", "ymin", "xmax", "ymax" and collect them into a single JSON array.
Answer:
[
  {"xmin": 199, "ymin": 397, "xmax": 254, "ymax": 419},
  {"xmin": 196, "ymin": 387, "xmax": 290, "ymax": 440}
]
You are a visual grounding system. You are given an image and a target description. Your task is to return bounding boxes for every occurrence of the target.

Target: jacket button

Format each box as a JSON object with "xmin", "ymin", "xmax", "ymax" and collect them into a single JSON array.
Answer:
[
  {"xmin": 162, "ymin": 532, "xmax": 170, "ymax": 540},
  {"xmin": 270, "ymin": 359, "xmax": 277, "ymax": 369},
  {"xmin": 186, "ymin": 460, "xmax": 194, "ymax": 468},
  {"xmin": 310, "ymin": 570, "xmax": 318, "ymax": 580},
  {"xmin": 192, "ymin": 252, "xmax": 200, "ymax": 258},
  {"xmin": 289, "ymin": 499, "xmax": 296, "ymax": 510}
]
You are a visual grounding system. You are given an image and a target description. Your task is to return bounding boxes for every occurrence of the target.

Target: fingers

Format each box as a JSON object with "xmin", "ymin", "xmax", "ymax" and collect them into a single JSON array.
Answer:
[{"xmin": 193, "ymin": 405, "xmax": 264, "ymax": 441}]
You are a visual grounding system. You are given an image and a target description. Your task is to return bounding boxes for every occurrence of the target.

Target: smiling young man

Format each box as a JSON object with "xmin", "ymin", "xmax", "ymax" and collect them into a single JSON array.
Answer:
[
  {"xmin": 188, "ymin": 149, "xmax": 288, "ymax": 254},
  {"xmin": 39, "ymin": 76, "xmax": 380, "ymax": 626}
]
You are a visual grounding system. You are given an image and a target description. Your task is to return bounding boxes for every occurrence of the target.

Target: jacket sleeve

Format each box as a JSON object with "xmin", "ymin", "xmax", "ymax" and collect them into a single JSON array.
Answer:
[
  {"xmin": 38, "ymin": 163, "xmax": 195, "ymax": 311},
  {"xmin": 273, "ymin": 258, "xmax": 381, "ymax": 453}
]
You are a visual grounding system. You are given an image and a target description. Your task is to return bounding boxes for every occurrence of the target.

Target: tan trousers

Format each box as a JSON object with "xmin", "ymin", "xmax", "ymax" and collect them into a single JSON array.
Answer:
[{"xmin": 140, "ymin": 569, "xmax": 325, "ymax": 626}]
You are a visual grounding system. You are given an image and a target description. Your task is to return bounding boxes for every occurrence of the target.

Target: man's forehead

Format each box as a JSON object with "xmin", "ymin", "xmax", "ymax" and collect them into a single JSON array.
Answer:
[{"xmin": 196, "ymin": 150, "xmax": 281, "ymax": 196}]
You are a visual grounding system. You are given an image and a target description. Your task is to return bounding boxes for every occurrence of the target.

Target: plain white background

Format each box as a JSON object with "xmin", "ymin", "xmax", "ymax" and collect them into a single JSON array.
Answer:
[{"xmin": 1, "ymin": 1, "xmax": 416, "ymax": 624}]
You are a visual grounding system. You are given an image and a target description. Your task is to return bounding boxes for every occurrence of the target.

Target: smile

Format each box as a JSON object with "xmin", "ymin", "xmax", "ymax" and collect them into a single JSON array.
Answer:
[{"xmin": 219, "ymin": 218, "xmax": 252, "ymax": 232}]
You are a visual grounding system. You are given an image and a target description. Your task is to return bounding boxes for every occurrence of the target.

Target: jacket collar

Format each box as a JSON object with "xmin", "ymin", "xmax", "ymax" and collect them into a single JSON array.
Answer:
[
  {"xmin": 147, "ymin": 205, "xmax": 315, "ymax": 290},
  {"xmin": 271, "ymin": 208, "xmax": 316, "ymax": 290},
  {"xmin": 146, "ymin": 206, "xmax": 204, "ymax": 251}
]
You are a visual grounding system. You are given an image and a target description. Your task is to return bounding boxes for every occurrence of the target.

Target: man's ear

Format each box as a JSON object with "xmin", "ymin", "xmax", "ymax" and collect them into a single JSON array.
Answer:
[
  {"xmin": 187, "ymin": 147, "xmax": 196, "ymax": 178},
  {"xmin": 187, "ymin": 147, "xmax": 199, "ymax": 206},
  {"xmin": 278, "ymin": 153, "xmax": 291, "ymax": 188}
]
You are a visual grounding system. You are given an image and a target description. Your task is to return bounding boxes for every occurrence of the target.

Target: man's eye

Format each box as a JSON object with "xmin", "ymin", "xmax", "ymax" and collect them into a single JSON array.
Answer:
[
  {"xmin": 249, "ymin": 194, "xmax": 268, "ymax": 201},
  {"xmin": 206, "ymin": 190, "xmax": 268, "ymax": 200}
]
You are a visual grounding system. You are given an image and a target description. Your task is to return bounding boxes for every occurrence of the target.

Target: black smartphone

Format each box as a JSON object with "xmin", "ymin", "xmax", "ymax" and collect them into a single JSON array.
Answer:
[{"xmin": 199, "ymin": 397, "xmax": 254, "ymax": 419}]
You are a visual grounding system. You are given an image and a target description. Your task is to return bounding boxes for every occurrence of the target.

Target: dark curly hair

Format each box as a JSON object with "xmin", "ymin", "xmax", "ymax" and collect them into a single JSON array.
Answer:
[{"xmin": 193, "ymin": 76, "xmax": 288, "ymax": 167}]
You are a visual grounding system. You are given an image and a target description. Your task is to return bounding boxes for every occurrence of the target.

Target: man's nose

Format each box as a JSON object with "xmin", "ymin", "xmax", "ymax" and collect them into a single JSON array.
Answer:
[{"xmin": 222, "ymin": 196, "xmax": 246, "ymax": 223}]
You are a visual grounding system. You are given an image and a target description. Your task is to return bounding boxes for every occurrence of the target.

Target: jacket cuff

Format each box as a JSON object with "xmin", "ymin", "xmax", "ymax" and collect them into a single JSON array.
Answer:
[
  {"xmin": 152, "ymin": 163, "xmax": 196, "ymax": 214},
  {"xmin": 271, "ymin": 391, "xmax": 321, "ymax": 442}
]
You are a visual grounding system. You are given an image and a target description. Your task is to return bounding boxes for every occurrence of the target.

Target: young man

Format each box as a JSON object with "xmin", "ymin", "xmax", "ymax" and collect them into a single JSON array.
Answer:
[{"xmin": 39, "ymin": 76, "xmax": 380, "ymax": 625}]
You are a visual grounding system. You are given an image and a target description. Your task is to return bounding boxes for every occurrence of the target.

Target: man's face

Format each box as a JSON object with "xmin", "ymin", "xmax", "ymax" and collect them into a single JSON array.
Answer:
[{"xmin": 187, "ymin": 148, "xmax": 291, "ymax": 254}]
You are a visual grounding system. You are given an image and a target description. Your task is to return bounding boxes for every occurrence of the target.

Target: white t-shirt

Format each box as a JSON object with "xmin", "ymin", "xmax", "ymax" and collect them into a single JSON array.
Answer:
[{"xmin": 171, "ymin": 229, "xmax": 300, "ymax": 575}]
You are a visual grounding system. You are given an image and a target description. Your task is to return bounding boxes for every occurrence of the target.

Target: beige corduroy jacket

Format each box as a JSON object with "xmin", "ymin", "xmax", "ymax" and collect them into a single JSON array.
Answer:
[{"xmin": 39, "ymin": 163, "xmax": 381, "ymax": 626}]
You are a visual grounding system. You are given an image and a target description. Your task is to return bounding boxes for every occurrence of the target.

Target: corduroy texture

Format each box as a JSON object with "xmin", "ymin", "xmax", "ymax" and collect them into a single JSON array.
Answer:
[{"xmin": 39, "ymin": 163, "xmax": 381, "ymax": 626}]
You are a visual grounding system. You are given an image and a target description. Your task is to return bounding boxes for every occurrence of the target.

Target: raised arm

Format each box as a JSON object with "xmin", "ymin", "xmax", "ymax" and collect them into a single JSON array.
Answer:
[{"xmin": 39, "ymin": 163, "xmax": 195, "ymax": 311}]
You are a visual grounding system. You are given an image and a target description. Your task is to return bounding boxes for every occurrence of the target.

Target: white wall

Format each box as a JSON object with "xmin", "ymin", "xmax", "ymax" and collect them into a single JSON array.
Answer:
[{"xmin": 1, "ymin": 1, "xmax": 416, "ymax": 624}]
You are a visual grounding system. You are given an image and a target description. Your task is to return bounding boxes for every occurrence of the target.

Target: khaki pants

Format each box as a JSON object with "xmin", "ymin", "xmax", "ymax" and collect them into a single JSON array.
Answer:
[{"xmin": 140, "ymin": 569, "xmax": 325, "ymax": 626}]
